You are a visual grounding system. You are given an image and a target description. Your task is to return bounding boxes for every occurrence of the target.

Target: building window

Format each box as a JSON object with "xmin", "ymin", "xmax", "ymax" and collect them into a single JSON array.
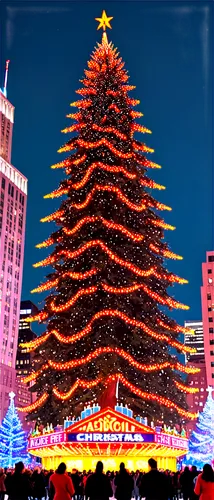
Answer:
[
  {"xmin": 208, "ymin": 269, "xmax": 212, "ymax": 274},
  {"xmin": 210, "ymin": 340, "xmax": 214, "ymax": 345},
  {"xmin": 212, "ymin": 374, "xmax": 214, "ymax": 378},
  {"xmin": 1, "ymin": 178, "xmax": 5, "ymax": 190},
  {"xmin": 208, "ymin": 278, "xmax": 213, "ymax": 284},
  {"xmin": 208, "ymin": 307, "xmax": 212, "ymax": 312},
  {"xmin": 208, "ymin": 256, "xmax": 214, "ymax": 262},
  {"xmin": 209, "ymin": 328, "xmax": 214, "ymax": 334},
  {"xmin": 211, "ymin": 362, "xmax": 214, "ymax": 367},
  {"xmin": 208, "ymin": 318, "xmax": 213, "ymax": 323}
]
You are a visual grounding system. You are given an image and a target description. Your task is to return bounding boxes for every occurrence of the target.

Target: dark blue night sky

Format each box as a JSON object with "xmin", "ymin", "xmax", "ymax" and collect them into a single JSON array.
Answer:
[{"xmin": 1, "ymin": 1, "xmax": 213, "ymax": 333}]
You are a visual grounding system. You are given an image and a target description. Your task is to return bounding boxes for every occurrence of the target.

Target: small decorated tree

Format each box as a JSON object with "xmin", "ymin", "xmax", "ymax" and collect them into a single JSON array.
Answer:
[
  {"xmin": 0, "ymin": 392, "xmax": 29, "ymax": 467},
  {"xmin": 187, "ymin": 387, "xmax": 214, "ymax": 468}
]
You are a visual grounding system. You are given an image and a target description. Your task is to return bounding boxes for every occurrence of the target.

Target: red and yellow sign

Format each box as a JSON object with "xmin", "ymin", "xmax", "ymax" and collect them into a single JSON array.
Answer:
[{"xmin": 28, "ymin": 408, "xmax": 188, "ymax": 472}]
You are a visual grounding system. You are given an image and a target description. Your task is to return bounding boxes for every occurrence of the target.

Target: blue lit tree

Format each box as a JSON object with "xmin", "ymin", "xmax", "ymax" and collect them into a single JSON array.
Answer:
[
  {"xmin": 0, "ymin": 392, "xmax": 29, "ymax": 467},
  {"xmin": 187, "ymin": 387, "xmax": 214, "ymax": 468}
]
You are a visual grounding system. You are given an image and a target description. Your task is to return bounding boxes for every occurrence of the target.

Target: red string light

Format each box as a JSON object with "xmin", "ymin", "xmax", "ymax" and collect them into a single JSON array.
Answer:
[
  {"xmin": 24, "ymin": 347, "xmax": 196, "ymax": 385},
  {"xmin": 51, "ymin": 373, "xmax": 198, "ymax": 419},
  {"xmin": 127, "ymin": 98, "xmax": 140, "ymax": 106},
  {"xmin": 61, "ymin": 123, "xmax": 87, "ymax": 134},
  {"xmin": 132, "ymin": 124, "xmax": 152, "ymax": 134},
  {"xmin": 40, "ymin": 209, "xmax": 64, "ymax": 223},
  {"xmin": 71, "ymin": 184, "xmax": 147, "ymax": 211},
  {"xmin": 31, "ymin": 268, "xmax": 97, "ymax": 294},
  {"xmin": 133, "ymin": 142, "xmax": 154, "ymax": 154},
  {"xmin": 150, "ymin": 243, "xmax": 183, "ymax": 260},
  {"xmin": 70, "ymin": 99, "xmax": 92, "ymax": 109},
  {"xmin": 36, "ymin": 237, "xmax": 54, "ymax": 249},
  {"xmin": 109, "ymin": 103, "xmax": 120, "ymax": 113},
  {"xmin": 71, "ymin": 162, "xmax": 136, "ymax": 190},
  {"xmin": 140, "ymin": 179, "xmax": 165, "ymax": 190},
  {"xmin": 101, "ymin": 282, "xmax": 189, "ymax": 311},
  {"xmin": 91, "ymin": 124, "xmax": 127, "ymax": 140},
  {"xmin": 66, "ymin": 112, "xmax": 82, "ymax": 120},
  {"xmin": 63, "ymin": 216, "xmax": 144, "ymax": 242},
  {"xmin": 50, "ymin": 286, "xmax": 97, "ymax": 313},
  {"xmin": 157, "ymin": 319, "xmax": 194, "ymax": 335},
  {"xmin": 130, "ymin": 111, "xmax": 143, "ymax": 118},
  {"xmin": 174, "ymin": 381, "xmax": 199, "ymax": 394},
  {"xmin": 17, "ymin": 393, "xmax": 48, "ymax": 412},
  {"xmin": 151, "ymin": 219, "xmax": 175, "ymax": 231},
  {"xmin": 76, "ymin": 138, "xmax": 133, "ymax": 158},
  {"xmin": 75, "ymin": 87, "xmax": 97, "ymax": 96}
]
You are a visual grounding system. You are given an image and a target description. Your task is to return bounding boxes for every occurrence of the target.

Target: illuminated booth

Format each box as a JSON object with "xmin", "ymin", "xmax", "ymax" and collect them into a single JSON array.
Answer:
[{"xmin": 28, "ymin": 407, "xmax": 188, "ymax": 471}]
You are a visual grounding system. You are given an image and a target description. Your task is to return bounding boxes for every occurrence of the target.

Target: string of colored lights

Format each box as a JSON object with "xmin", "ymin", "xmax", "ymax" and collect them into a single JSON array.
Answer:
[
  {"xmin": 91, "ymin": 124, "xmax": 128, "ymax": 140},
  {"xmin": 36, "ymin": 237, "xmax": 54, "ymax": 249},
  {"xmin": 22, "ymin": 345, "xmax": 197, "ymax": 385},
  {"xmin": 174, "ymin": 381, "xmax": 199, "ymax": 394},
  {"xmin": 140, "ymin": 179, "xmax": 166, "ymax": 190},
  {"xmin": 40, "ymin": 210, "xmax": 64, "ymax": 223},
  {"xmin": 101, "ymin": 282, "xmax": 188, "ymax": 310},
  {"xmin": 50, "ymin": 285, "xmax": 97, "ymax": 313},
  {"xmin": 75, "ymin": 87, "xmax": 97, "ymax": 96},
  {"xmin": 70, "ymin": 185, "xmax": 147, "ymax": 211},
  {"xmin": 157, "ymin": 319, "xmax": 194, "ymax": 335},
  {"xmin": 52, "ymin": 373, "xmax": 198, "ymax": 419},
  {"xmin": 133, "ymin": 141, "xmax": 154, "ymax": 154},
  {"xmin": 135, "ymin": 156, "xmax": 161, "ymax": 169},
  {"xmin": 61, "ymin": 123, "xmax": 87, "ymax": 134},
  {"xmin": 23, "ymin": 307, "xmax": 193, "ymax": 356},
  {"xmin": 33, "ymin": 239, "xmax": 188, "ymax": 290},
  {"xmin": 70, "ymin": 99, "xmax": 92, "ymax": 109},
  {"xmin": 151, "ymin": 219, "xmax": 176, "ymax": 231},
  {"xmin": 132, "ymin": 123, "xmax": 152, "ymax": 134},
  {"xmin": 31, "ymin": 269, "xmax": 97, "ymax": 294},
  {"xmin": 17, "ymin": 393, "xmax": 48, "ymax": 413},
  {"xmin": 20, "ymin": 309, "xmax": 197, "ymax": 358},
  {"xmin": 63, "ymin": 216, "xmax": 144, "ymax": 241},
  {"xmin": 70, "ymin": 162, "xmax": 136, "ymax": 189},
  {"xmin": 149, "ymin": 243, "xmax": 183, "ymax": 260}
]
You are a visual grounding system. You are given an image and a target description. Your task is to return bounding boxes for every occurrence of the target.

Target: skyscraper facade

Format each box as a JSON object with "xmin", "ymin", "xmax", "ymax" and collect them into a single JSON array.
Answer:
[
  {"xmin": 16, "ymin": 300, "xmax": 38, "ymax": 409},
  {"xmin": 201, "ymin": 251, "xmax": 214, "ymax": 387},
  {"xmin": 184, "ymin": 320, "xmax": 204, "ymax": 362},
  {"xmin": 184, "ymin": 320, "xmax": 207, "ymax": 434},
  {"xmin": 0, "ymin": 73, "xmax": 28, "ymax": 421}
]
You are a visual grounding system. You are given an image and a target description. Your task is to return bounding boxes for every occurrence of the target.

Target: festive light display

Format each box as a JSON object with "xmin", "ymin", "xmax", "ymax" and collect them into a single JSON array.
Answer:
[
  {"xmin": 0, "ymin": 392, "xmax": 29, "ymax": 467},
  {"xmin": 24, "ymin": 374, "xmax": 197, "ymax": 420},
  {"xmin": 186, "ymin": 387, "xmax": 214, "ymax": 467},
  {"xmin": 22, "ymin": 309, "xmax": 195, "ymax": 358},
  {"xmin": 23, "ymin": 11, "xmax": 197, "ymax": 425},
  {"xmin": 24, "ymin": 346, "xmax": 198, "ymax": 386},
  {"xmin": 63, "ymin": 216, "xmax": 144, "ymax": 241}
]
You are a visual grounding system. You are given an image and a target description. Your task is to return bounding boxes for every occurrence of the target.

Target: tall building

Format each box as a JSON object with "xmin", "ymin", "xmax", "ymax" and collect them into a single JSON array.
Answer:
[
  {"xmin": 16, "ymin": 301, "xmax": 38, "ymax": 428},
  {"xmin": 201, "ymin": 251, "xmax": 214, "ymax": 387},
  {"xmin": 184, "ymin": 321, "xmax": 207, "ymax": 434},
  {"xmin": 0, "ymin": 63, "xmax": 28, "ymax": 422},
  {"xmin": 184, "ymin": 320, "xmax": 204, "ymax": 362}
]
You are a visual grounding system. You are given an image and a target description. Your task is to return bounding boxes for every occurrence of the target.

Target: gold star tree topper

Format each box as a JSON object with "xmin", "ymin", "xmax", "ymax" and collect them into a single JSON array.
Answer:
[{"xmin": 95, "ymin": 10, "xmax": 113, "ymax": 31}]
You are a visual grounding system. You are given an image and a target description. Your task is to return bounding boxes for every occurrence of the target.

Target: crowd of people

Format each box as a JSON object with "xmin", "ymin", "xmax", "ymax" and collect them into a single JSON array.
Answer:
[{"xmin": 0, "ymin": 458, "xmax": 213, "ymax": 500}]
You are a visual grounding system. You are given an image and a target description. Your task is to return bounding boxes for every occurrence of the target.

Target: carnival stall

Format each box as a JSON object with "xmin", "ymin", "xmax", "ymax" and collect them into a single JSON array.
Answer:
[{"xmin": 28, "ymin": 405, "xmax": 188, "ymax": 471}]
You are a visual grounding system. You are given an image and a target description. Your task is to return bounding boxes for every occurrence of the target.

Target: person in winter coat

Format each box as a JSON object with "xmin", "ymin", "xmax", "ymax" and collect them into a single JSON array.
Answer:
[
  {"xmin": 31, "ymin": 468, "xmax": 46, "ymax": 500},
  {"xmin": 114, "ymin": 463, "xmax": 134, "ymax": 500},
  {"xmin": 139, "ymin": 458, "xmax": 168, "ymax": 500},
  {"xmin": 180, "ymin": 466, "xmax": 194, "ymax": 500},
  {"xmin": 49, "ymin": 463, "xmax": 75, "ymax": 500},
  {"xmin": 5, "ymin": 462, "xmax": 32, "ymax": 500},
  {"xmin": 194, "ymin": 464, "xmax": 214, "ymax": 500},
  {"xmin": 85, "ymin": 461, "xmax": 113, "ymax": 500}
]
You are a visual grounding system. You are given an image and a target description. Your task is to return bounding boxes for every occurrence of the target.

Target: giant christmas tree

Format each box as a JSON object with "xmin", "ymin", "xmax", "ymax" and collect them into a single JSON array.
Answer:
[
  {"xmin": 187, "ymin": 387, "xmax": 214, "ymax": 468},
  {"xmin": 0, "ymin": 392, "xmax": 29, "ymax": 467},
  {"xmin": 19, "ymin": 12, "xmax": 199, "ymax": 425}
]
